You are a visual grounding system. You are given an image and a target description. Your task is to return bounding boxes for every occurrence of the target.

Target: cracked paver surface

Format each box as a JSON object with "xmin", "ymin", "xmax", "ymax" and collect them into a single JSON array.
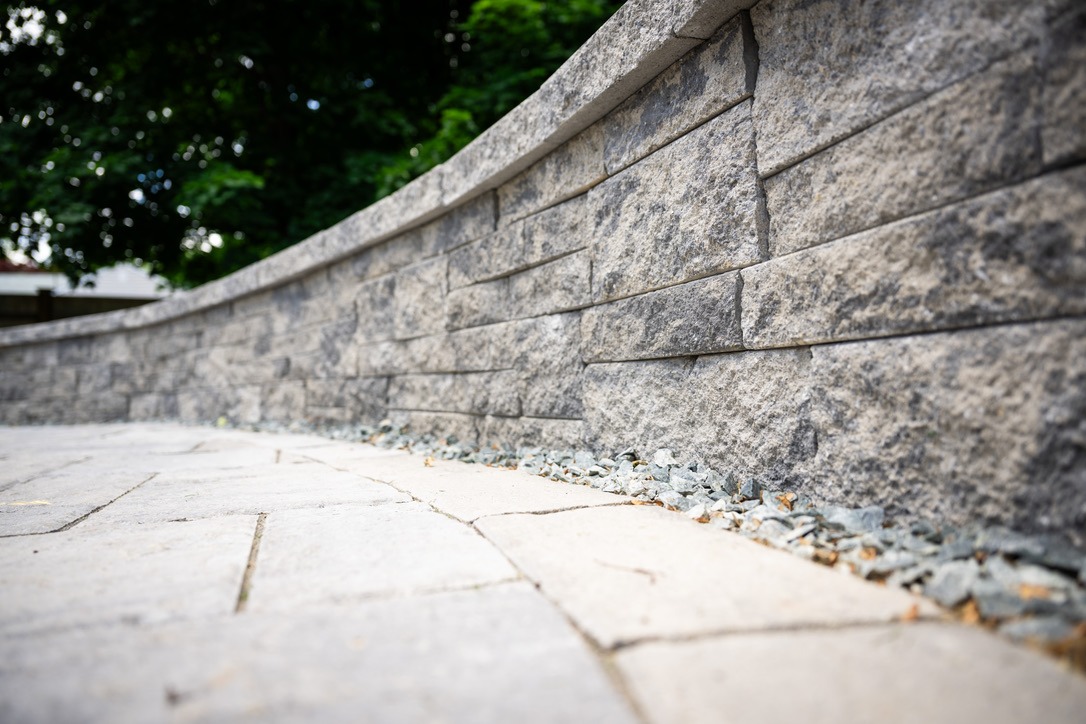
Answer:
[{"xmin": 1, "ymin": 423, "xmax": 1084, "ymax": 723}]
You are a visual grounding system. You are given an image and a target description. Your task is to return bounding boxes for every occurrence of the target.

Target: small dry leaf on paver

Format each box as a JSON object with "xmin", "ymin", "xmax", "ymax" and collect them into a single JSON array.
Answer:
[
  {"xmin": 423, "ymin": 456, "xmax": 435, "ymax": 467},
  {"xmin": 775, "ymin": 492, "xmax": 797, "ymax": 511},
  {"xmin": 812, "ymin": 549, "xmax": 838, "ymax": 566},
  {"xmin": 900, "ymin": 603, "xmax": 921, "ymax": 622},
  {"xmin": 858, "ymin": 546, "xmax": 879, "ymax": 561},
  {"xmin": 960, "ymin": 599, "xmax": 983, "ymax": 625},
  {"xmin": 3, "ymin": 500, "xmax": 52, "ymax": 506}
]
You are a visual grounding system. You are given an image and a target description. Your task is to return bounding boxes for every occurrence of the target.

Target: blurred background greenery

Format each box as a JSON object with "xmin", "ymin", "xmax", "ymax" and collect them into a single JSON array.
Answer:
[{"xmin": 0, "ymin": 0, "xmax": 620, "ymax": 288}]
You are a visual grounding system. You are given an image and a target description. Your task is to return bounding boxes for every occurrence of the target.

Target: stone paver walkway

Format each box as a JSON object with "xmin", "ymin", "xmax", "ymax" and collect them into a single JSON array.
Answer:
[{"xmin": 1, "ymin": 423, "xmax": 1084, "ymax": 723}]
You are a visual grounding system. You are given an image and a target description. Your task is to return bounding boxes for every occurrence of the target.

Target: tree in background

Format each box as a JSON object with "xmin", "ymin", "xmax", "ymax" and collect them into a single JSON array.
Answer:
[{"xmin": 0, "ymin": 0, "xmax": 619, "ymax": 288}]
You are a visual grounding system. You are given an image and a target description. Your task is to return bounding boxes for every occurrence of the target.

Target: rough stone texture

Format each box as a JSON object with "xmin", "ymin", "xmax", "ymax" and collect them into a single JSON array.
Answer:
[
  {"xmin": 498, "ymin": 125, "xmax": 606, "ymax": 226},
  {"xmin": 673, "ymin": 0, "xmax": 756, "ymax": 39},
  {"xmin": 508, "ymin": 251, "xmax": 592, "ymax": 319},
  {"xmin": 744, "ymin": 168, "xmax": 1086, "ymax": 348},
  {"xmin": 449, "ymin": 196, "xmax": 587, "ymax": 289},
  {"xmin": 602, "ymin": 14, "xmax": 753, "ymax": 174},
  {"xmin": 804, "ymin": 319, "xmax": 1086, "ymax": 544},
  {"xmin": 1042, "ymin": 2, "xmax": 1086, "ymax": 166},
  {"xmin": 0, "ymin": 585, "xmax": 638, "ymax": 724},
  {"xmin": 615, "ymin": 624, "xmax": 1086, "ymax": 724},
  {"xmin": 583, "ymin": 350, "xmax": 815, "ymax": 487},
  {"xmin": 590, "ymin": 100, "xmax": 764, "ymax": 303},
  {"xmin": 512, "ymin": 313, "xmax": 583, "ymax": 419},
  {"xmin": 765, "ymin": 52, "xmax": 1043, "ymax": 255},
  {"xmin": 481, "ymin": 416, "xmax": 587, "ymax": 450},
  {"xmin": 388, "ymin": 410, "xmax": 485, "ymax": 445},
  {"xmin": 0, "ymin": 516, "xmax": 254, "ymax": 635},
  {"xmin": 358, "ymin": 324, "xmax": 515, "ymax": 376},
  {"xmin": 476, "ymin": 505, "xmax": 932, "ymax": 648},
  {"xmin": 752, "ymin": 0, "xmax": 1046, "ymax": 176},
  {"xmin": 354, "ymin": 274, "xmax": 397, "ymax": 341},
  {"xmin": 581, "ymin": 272, "xmax": 742, "ymax": 362},
  {"xmin": 446, "ymin": 278, "xmax": 509, "ymax": 331},
  {"xmin": 393, "ymin": 257, "xmax": 447, "ymax": 340},
  {"xmin": 346, "ymin": 454, "xmax": 625, "ymax": 522},
  {"xmin": 304, "ymin": 377, "xmax": 389, "ymax": 420},
  {"xmin": 249, "ymin": 502, "xmax": 517, "ymax": 610},
  {"xmin": 388, "ymin": 371, "xmax": 521, "ymax": 417}
]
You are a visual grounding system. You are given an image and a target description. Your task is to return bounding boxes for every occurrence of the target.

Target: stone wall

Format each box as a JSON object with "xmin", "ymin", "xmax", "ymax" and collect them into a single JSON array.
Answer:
[{"xmin": 2, "ymin": 0, "xmax": 1084, "ymax": 539}]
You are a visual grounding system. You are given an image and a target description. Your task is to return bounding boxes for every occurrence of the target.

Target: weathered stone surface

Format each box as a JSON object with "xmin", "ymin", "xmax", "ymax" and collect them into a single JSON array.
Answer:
[
  {"xmin": 261, "ymin": 380, "xmax": 306, "ymax": 420},
  {"xmin": 358, "ymin": 323, "xmax": 515, "ymax": 376},
  {"xmin": 393, "ymin": 257, "xmax": 447, "ymax": 340},
  {"xmin": 583, "ymin": 350, "xmax": 814, "ymax": 487},
  {"xmin": 355, "ymin": 274, "xmax": 397, "ymax": 341},
  {"xmin": 0, "ymin": 585, "xmax": 638, "ymax": 724},
  {"xmin": 673, "ymin": 0, "xmax": 755, "ymax": 39},
  {"xmin": 765, "ymin": 53, "xmax": 1043, "ymax": 255},
  {"xmin": 1042, "ymin": 2, "xmax": 1086, "ymax": 166},
  {"xmin": 615, "ymin": 623, "xmax": 1086, "ymax": 724},
  {"xmin": 446, "ymin": 278, "xmax": 509, "ymax": 330},
  {"xmin": 744, "ymin": 168, "xmax": 1086, "ymax": 348},
  {"xmin": 602, "ymin": 14, "xmax": 752, "ymax": 174},
  {"xmin": 752, "ymin": 0, "xmax": 1045, "ymax": 176},
  {"xmin": 590, "ymin": 100, "xmax": 764, "ymax": 303},
  {"xmin": 804, "ymin": 319, "xmax": 1086, "ymax": 544},
  {"xmin": 388, "ymin": 371, "xmax": 520, "ymax": 417},
  {"xmin": 388, "ymin": 410, "xmax": 483, "ymax": 445},
  {"xmin": 481, "ymin": 416, "xmax": 587, "ymax": 450},
  {"xmin": 0, "ymin": 466, "xmax": 152, "ymax": 536},
  {"xmin": 498, "ymin": 125, "xmax": 605, "ymax": 225},
  {"xmin": 582, "ymin": 272, "xmax": 742, "ymax": 362},
  {"xmin": 512, "ymin": 313, "xmax": 583, "ymax": 419},
  {"xmin": 508, "ymin": 251, "xmax": 591, "ymax": 318},
  {"xmin": 449, "ymin": 195, "xmax": 587, "ymax": 289},
  {"xmin": 249, "ymin": 502, "xmax": 517, "ymax": 610},
  {"xmin": 476, "ymin": 505, "xmax": 930, "ymax": 648},
  {"xmin": 0, "ymin": 516, "xmax": 254, "ymax": 635},
  {"xmin": 129, "ymin": 392, "xmax": 179, "ymax": 420},
  {"xmin": 305, "ymin": 377, "xmax": 389, "ymax": 419}
]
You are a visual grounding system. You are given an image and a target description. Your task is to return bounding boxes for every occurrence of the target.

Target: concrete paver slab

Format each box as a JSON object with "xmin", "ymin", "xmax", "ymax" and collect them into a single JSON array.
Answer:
[
  {"xmin": 0, "ymin": 515, "xmax": 255, "ymax": 635},
  {"xmin": 81, "ymin": 463, "xmax": 410, "ymax": 526},
  {"xmin": 0, "ymin": 584, "xmax": 637, "ymax": 724},
  {"xmin": 0, "ymin": 468, "xmax": 153, "ymax": 535},
  {"xmin": 334, "ymin": 454, "xmax": 629, "ymax": 521},
  {"xmin": 615, "ymin": 622, "xmax": 1086, "ymax": 724},
  {"xmin": 249, "ymin": 502, "xmax": 519, "ymax": 611},
  {"xmin": 476, "ymin": 504, "xmax": 935, "ymax": 647}
]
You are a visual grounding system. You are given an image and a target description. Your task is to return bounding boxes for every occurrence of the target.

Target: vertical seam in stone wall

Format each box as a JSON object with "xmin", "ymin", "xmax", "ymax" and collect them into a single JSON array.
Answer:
[
  {"xmin": 741, "ymin": 9, "xmax": 771, "ymax": 263},
  {"xmin": 734, "ymin": 271, "xmax": 747, "ymax": 350}
]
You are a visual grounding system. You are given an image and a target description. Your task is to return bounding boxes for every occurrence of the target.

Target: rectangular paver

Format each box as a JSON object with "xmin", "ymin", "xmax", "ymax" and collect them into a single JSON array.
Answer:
[
  {"xmin": 615, "ymin": 623, "xmax": 1086, "ymax": 724},
  {"xmin": 476, "ymin": 504, "xmax": 935, "ymax": 647}
]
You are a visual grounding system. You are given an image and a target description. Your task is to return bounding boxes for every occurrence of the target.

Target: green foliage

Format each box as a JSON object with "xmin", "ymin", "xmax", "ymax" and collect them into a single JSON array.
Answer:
[{"xmin": 0, "ymin": 0, "xmax": 620, "ymax": 288}]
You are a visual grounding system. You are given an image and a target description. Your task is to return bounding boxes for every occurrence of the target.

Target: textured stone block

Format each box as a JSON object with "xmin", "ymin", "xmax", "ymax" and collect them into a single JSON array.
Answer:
[
  {"xmin": 305, "ymin": 377, "xmax": 389, "ymax": 420},
  {"xmin": 765, "ymin": 52, "xmax": 1043, "ymax": 255},
  {"xmin": 583, "ymin": 350, "xmax": 814, "ymax": 485},
  {"xmin": 582, "ymin": 272, "xmax": 742, "ymax": 363},
  {"xmin": 448, "ymin": 196, "xmax": 587, "ymax": 289},
  {"xmin": 387, "ymin": 410, "xmax": 483, "ymax": 445},
  {"xmin": 590, "ymin": 100, "xmax": 764, "ymax": 303},
  {"xmin": 602, "ymin": 14, "xmax": 753, "ymax": 174},
  {"xmin": 358, "ymin": 323, "xmax": 515, "ymax": 376},
  {"xmin": 512, "ymin": 313, "xmax": 583, "ymax": 419},
  {"xmin": 498, "ymin": 126, "xmax": 605, "ymax": 225},
  {"xmin": 673, "ymin": 0, "xmax": 755, "ymax": 39},
  {"xmin": 1042, "ymin": 2, "xmax": 1086, "ymax": 166},
  {"xmin": 445, "ymin": 278, "xmax": 508, "ymax": 331},
  {"xmin": 393, "ymin": 257, "xmax": 447, "ymax": 340},
  {"xmin": 508, "ymin": 251, "xmax": 591, "ymax": 319},
  {"xmin": 388, "ymin": 371, "xmax": 520, "ymax": 417},
  {"xmin": 752, "ymin": 0, "xmax": 1045, "ymax": 176},
  {"xmin": 804, "ymin": 319, "xmax": 1086, "ymax": 543},
  {"xmin": 355, "ymin": 274, "xmax": 397, "ymax": 341},
  {"xmin": 744, "ymin": 168, "xmax": 1086, "ymax": 348},
  {"xmin": 481, "ymin": 416, "xmax": 587, "ymax": 450}
]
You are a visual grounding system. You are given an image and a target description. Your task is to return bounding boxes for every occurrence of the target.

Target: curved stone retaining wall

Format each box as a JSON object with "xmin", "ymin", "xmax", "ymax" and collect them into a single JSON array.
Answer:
[{"xmin": 2, "ymin": 0, "xmax": 1084, "ymax": 540}]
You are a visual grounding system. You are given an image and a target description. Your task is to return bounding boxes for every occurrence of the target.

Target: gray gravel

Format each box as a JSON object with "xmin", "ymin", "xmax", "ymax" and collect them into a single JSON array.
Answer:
[{"xmin": 238, "ymin": 418, "xmax": 1086, "ymax": 648}]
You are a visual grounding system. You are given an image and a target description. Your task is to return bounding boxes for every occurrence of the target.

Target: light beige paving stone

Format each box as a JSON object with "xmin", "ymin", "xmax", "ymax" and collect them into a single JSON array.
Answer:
[
  {"xmin": 80, "ymin": 462, "xmax": 410, "ymax": 527},
  {"xmin": 615, "ymin": 623, "xmax": 1086, "ymax": 724},
  {"xmin": 344, "ymin": 454, "xmax": 628, "ymax": 522},
  {"xmin": 248, "ymin": 502, "xmax": 518, "ymax": 611},
  {"xmin": 0, "ymin": 515, "xmax": 254, "ymax": 635},
  {"xmin": 0, "ymin": 466, "xmax": 154, "ymax": 535},
  {"xmin": 0, "ymin": 584, "xmax": 638, "ymax": 724},
  {"xmin": 475, "ymin": 505, "xmax": 935, "ymax": 648}
]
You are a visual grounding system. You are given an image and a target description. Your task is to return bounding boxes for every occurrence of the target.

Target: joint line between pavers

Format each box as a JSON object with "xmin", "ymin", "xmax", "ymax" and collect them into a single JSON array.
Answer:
[
  {"xmin": 470, "ymin": 500, "xmax": 634, "ymax": 523},
  {"xmin": 0, "ymin": 456, "xmax": 91, "ymax": 494},
  {"xmin": 0, "ymin": 472, "xmax": 159, "ymax": 538},
  {"xmin": 235, "ymin": 512, "xmax": 268, "ymax": 614}
]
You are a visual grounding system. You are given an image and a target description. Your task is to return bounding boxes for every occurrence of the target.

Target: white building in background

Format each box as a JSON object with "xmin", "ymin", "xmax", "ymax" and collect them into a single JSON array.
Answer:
[{"xmin": 0, "ymin": 262, "xmax": 170, "ymax": 299}]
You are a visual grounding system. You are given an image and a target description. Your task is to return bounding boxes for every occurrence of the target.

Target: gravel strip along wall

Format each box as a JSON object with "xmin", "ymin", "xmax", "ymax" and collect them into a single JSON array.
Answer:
[{"xmin": 1, "ymin": 0, "xmax": 1084, "ymax": 541}]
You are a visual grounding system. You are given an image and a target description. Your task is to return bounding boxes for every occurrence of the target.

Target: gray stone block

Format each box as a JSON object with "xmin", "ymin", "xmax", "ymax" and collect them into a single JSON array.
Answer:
[
  {"xmin": 583, "ymin": 349, "xmax": 814, "ymax": 485},
  {"xmin": 449, "ymin": 196, "xmax": 587, "ymax": 289},
  {"xmin": 582, "ymin": 272, "xmax": 742, "ymax": 363},
  {"xmin": 358, "ymin": 323, "xmax": 515, "ymax": 376},
  {"xmin": 590, "ymin": 100, "xmax": 764, "ymax": 303},
  {"xmin": 804, "ymin": 319, "xmax": 1086, "ymax": 544},
  {"xmin": 446, "ymin": 278, "xmax": 509, "ymax": 331},
  {"xmin": 262, "ymin": 380, "xmax": 306, "ymax": 421},
  {"xmin": 387, "ymin": 410, "xmax": 483, "ymax": 445},
  {"xmin": 393, "ymin": 257, "xmax": 447, "ymax": 340},
  {"xmin": 508, "ymin": 251, "xmax": 592, "ymax": 319},
  {"xmin": 744, "ymin": 167, "xmax": 1086, "ymax": 348},
  {"xmin": 1042, "ymin": 2, "xmax": 1086, "ymax": 166},
  {"xmin": 305, "ymin": 377, "xmax": 389, "ymax": 420},
  {"xmin": 481, "ymin": 416, "xmax": 587, "ymax": 450},
  {"xmin": 513, "ymin": 313, "xmax": 584, "ymax": 419},
  {"xmin": 498, "ymin": 126, "xmax": 605, "ymax": 226},
  {"xmin": 355, "ymin": 274, "xmax": 397, "ymax": 341},
  {"xmin": 765, "ymin": 52, "xmax": 1043, "ymax": 255},
  {"xmin": 751, "ymin": 0, "xmax": 1045, "ymax": 176},
  {"xmin": 602, "ymin": 14, "xmax": 753, "ymax": 174},
  {"xmin": 388, "ymin": 371, "xmax": 520, "ymax": 417},
  {"xmin": 673, "ymin": 0, "xmax": 755, "ymax": 39}
]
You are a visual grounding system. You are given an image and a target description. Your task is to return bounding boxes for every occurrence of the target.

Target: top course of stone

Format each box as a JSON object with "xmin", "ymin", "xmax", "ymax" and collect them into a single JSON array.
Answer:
[{"xmin": 0, "ymin": 0, "xmax": 755, "ymax": 349}]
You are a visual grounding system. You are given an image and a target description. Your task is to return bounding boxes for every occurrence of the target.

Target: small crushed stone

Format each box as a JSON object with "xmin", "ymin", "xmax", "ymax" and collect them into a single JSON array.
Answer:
[{"xmin": 239, "ymin": 418, "xmax": 1086, "ymax": 661}]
